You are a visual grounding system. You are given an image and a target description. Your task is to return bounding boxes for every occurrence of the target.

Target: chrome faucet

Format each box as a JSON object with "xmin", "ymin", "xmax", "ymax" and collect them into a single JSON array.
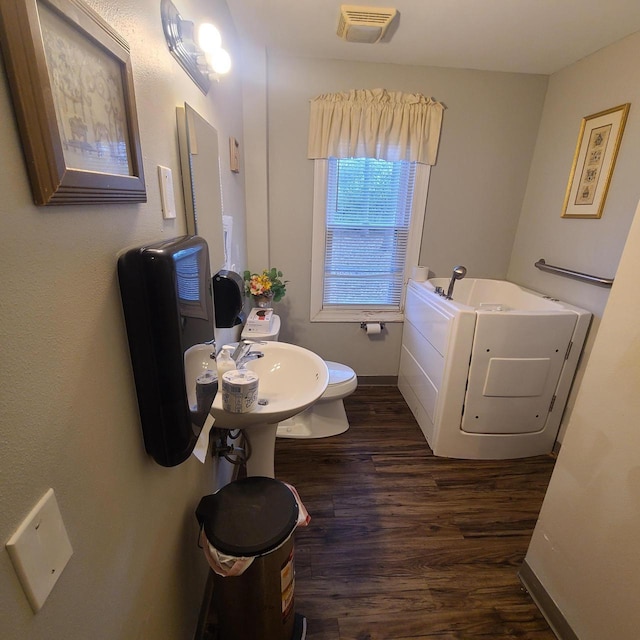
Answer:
[
  {"xmin": 231, "ymin": 340, "xmax": 265, "ymax": 368},
  {"xmin": 446, "ymin": 265, "xmax": 467, "ymax": 299}
]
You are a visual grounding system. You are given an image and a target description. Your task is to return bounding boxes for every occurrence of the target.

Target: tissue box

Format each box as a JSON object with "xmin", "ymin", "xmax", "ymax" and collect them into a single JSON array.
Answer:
[{"xmin": 244, "ymin": 307, "xmax": 273, "ymax": 332}]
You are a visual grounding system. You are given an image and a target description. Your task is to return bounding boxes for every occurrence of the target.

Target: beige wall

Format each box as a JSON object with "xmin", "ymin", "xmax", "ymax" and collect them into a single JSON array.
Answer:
[
  {"xmin": 264, "ymin": 55, "xmax": 547, "ymax": 375},
  {"xmin": 509, "ymin": 31, "xmax": 640, "ymax": 316},
  {"xmin": 0, "ymin": 1, "xmax": 246, "ymax": 638},
  {"xmin": 519, "ymin": 33, "xmax": 640, "ymax": 637},
  {"xmin": 508, "ymin": 30, "xmax": 640, "ymax": 441},
  {"xmin": 524, "ymin": 196, "xmax": 640, "ymax": 639}
]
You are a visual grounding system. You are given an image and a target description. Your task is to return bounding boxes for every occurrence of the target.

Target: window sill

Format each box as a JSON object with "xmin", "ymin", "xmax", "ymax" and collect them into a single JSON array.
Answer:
[{"xmin": 310, "ymin": 309, "xmax": 404, "ymax": 323}]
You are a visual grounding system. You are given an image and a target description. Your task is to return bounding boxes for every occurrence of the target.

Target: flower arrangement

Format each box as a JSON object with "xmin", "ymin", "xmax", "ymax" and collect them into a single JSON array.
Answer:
[{"xmin": 243, "ymin": 268, "xmax": 288, "ymax": 303}]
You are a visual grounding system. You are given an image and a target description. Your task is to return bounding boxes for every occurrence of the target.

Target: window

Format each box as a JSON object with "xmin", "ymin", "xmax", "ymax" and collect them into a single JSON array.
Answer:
[
  {"xmin": 311, "ymin": 157, "xmax": 431, "ymax": 322},
  {"xmin": 307, "ymin": 89, "xmax": 443, "ymax": 321}
]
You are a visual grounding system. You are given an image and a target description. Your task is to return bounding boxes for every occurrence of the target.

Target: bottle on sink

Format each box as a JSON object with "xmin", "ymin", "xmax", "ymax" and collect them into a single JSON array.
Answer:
[{"xmin": 216, "ymin": 345, "xmax": 236, "ymax": 380}]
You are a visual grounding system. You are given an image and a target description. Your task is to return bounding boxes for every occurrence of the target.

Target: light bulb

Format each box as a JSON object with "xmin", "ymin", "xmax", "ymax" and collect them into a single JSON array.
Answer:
[
  {"xmin": 207, "ymin": 47, "xmax": 231, "ymax": 75},
  {"xmin": 198, "ymin": 23, "xmax": 221, "ymax": 53}
]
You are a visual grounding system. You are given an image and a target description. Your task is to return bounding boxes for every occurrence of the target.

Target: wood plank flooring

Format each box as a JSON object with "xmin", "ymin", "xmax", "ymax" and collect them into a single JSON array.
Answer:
[{"xmin": 273, "ymin": 385, "xmax": 557, "ymax": 640}]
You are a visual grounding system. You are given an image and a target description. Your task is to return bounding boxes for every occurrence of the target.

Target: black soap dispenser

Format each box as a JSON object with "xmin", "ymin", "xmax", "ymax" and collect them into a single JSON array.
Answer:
[{"xmin": 118, "ymin": 235, "xmax": 216, "ymax": 467}]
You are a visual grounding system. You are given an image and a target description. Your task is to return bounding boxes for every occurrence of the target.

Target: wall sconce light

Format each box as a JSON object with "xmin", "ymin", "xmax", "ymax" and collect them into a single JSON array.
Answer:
[{"xmin": 161, "ymin": 0, "xmax": 231, "ymax": 95}]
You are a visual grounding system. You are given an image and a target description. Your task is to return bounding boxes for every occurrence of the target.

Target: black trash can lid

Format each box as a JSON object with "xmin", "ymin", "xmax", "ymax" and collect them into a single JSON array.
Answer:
[{"xmin": 196, "ymin": 476, "xmax": 299, "ymax": 557}]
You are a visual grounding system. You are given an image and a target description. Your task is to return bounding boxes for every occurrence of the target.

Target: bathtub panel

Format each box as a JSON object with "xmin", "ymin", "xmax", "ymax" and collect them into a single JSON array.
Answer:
[
  {"xmin": 461, "ymin": 313, "xmax": 576, "ymax": 435},
  {"xmin": 405, "ymin": 285, "xmax": 454, "ymax": 356},
  {"xmin": 462, "ymin": 398, "xmax": 548, "ymax": 434},
  {"xmin": 398, "ymin": 347, "xmax": 436, "ymax": 444},
  {"xmin": 399, "ymin": 344, "xmax": 438, "ymax": 425},
  {"xmin": 482, "ymin": 357, "xmax": 551, "ymax": 397},
  {"xmin": 402, "ymin": 319, "xmax": 445, "ymax": 390}
]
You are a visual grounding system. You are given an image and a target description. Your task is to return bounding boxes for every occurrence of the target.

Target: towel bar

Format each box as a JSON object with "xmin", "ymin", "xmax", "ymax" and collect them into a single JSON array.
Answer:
[{"xmin": 534, "ymin": 259, "xmax": 614, "ymax": 288}]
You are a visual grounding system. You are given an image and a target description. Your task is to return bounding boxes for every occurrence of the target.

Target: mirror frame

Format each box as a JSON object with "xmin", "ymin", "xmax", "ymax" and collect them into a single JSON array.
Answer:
[{"xmin": 176, "ymin": 103, "xmax": 225, "ymax": 275}]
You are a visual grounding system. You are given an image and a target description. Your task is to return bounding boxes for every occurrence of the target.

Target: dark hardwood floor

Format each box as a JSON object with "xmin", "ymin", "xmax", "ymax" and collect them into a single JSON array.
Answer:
[{"xmin": 274, "ymin": 385, "xmax": 557, "ymax": 640}]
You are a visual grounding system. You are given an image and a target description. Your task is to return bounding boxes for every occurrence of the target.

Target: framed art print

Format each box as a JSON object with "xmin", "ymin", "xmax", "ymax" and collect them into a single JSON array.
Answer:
[
  {"xmin": 561, "ymin": 103, "xmax": 629, "ymax": 219},
  {"xmin": 0, "ymin": 0, "xmax": 146, "ymax": 205}
]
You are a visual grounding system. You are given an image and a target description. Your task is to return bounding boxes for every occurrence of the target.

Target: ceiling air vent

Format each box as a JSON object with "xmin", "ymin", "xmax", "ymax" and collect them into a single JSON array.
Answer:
[{"xmin": 337, "ymin": 5, "xmax": 398, "ymax": 44}]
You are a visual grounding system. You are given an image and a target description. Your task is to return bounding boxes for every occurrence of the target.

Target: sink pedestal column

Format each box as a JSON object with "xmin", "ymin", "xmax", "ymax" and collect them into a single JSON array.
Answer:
[{"xmin": 242, "ymin": 423, "xmax": 278, "ymax": 478}]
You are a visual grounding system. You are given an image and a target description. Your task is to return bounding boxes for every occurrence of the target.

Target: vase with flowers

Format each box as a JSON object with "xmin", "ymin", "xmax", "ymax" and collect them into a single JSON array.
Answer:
[{"xmin": 243, "ymin": 268, "xmax": 288, "ymax": 307}]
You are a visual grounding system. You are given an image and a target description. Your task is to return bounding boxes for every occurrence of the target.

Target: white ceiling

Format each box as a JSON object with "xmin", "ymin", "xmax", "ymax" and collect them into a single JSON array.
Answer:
[{"xmin": 226, "ymin": 0, "xmax": 640, "ymax": 75}]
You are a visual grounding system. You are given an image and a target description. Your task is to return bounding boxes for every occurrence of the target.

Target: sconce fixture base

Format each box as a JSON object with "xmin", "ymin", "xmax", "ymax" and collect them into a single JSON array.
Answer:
[{"xmin": 161, "ymin": 0, "xmax": 211, "ymax": 94}]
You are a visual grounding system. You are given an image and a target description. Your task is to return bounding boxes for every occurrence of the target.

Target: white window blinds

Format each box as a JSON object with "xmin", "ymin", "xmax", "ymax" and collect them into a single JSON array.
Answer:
[{"xmin": 323, "ymin": 157, "xmax": 416, "ymax": 308}]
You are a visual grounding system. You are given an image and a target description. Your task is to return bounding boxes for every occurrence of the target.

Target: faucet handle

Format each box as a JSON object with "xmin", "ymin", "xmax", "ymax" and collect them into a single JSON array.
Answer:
[
  {"xmin": 204, "ymin": 338, "xmax": 216, "ymax": 359},
  {"xmin": 231, "ymin": 341, "xmax": 250, "ymax": 362}
]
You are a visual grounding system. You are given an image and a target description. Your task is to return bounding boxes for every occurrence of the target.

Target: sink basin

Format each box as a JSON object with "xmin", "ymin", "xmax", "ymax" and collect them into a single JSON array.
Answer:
[
  {"xmin": 210, "ymin": 342, "xmax": 329, "ymax": 428},
  {"xmin": 210, "ymin": 341, "xmax": 329, "ymax": 477}
]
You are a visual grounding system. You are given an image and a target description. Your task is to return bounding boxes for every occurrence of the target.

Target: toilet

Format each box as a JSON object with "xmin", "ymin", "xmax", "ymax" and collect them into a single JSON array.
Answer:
[{"xmin": 240, "ymin": 315, "xmax": 357, "ymax": 438}]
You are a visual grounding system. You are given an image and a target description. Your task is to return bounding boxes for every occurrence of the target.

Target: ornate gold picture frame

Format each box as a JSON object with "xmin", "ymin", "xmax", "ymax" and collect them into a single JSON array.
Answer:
[
  {"xmin": 0, "ymin": 0, "xmax": 146, "ymax": 205},
  {"xmin": 561, "ymin": 103, "xmax": 629, "ymax": 219}
]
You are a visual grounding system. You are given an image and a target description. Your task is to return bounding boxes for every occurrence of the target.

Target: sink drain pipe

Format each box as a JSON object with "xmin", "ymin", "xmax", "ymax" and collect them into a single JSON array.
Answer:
[{"xmin": 212, "ymin": 428, "xmax": 250, "ymax": 466}]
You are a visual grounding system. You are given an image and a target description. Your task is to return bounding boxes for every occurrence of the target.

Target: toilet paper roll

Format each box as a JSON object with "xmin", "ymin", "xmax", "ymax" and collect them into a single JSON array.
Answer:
[
  {"xmin": 412, "ymin": 265, "xmax": 429, "ymax": 282},
  {"xmin": 365, "ymin": 322, "xmax": 382, "ymax": 335},
  {"xmin": 196, "ymin": 370, "xmax": 218, "ymax": 414},
  {"xmin": 222, "ymin": 370, "xmax": 259, "ymax": 413}
]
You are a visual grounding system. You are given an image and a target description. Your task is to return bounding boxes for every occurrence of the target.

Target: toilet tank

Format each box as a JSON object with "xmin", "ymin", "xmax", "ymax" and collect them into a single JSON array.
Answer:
[{"xmin": 241, "ymin": 314, "xmax": 281, "ymax": 341}]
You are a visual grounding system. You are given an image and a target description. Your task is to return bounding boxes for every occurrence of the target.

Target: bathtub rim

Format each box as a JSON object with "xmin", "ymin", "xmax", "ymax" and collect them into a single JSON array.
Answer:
[{"xmin": 413, "ymin": 277, "xmax": 591, "ymax": 316}]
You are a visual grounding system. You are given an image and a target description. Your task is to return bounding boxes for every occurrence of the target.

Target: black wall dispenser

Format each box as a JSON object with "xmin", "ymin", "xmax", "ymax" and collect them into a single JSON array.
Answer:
[
  {"xmin": 118, "ymin": 235, "xmax": 215, "ymax": 467},
  {"xmin": 212, "ymin": 269, "xmax": 246, "ymax": 328}
]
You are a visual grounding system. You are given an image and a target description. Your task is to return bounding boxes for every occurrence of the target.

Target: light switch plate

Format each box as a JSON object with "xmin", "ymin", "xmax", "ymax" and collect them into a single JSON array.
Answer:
[
  {"xmin": 158, "ymin": 165, "xmax": 177, "ymax": 219},
  {"xmin": 6, "ymin": 488, "xmax": 73, "ymax": 612}
]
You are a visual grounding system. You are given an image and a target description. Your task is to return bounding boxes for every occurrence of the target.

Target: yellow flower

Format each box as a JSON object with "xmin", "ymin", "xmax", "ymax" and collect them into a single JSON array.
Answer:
[{"xmin": 243, "ymin": 268, "xmax": 288, "ymax": 302}]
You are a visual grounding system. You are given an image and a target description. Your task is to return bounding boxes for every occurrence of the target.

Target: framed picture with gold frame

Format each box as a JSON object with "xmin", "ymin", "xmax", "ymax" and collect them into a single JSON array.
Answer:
[
  {"xmin": 0, "ymin": 0, "xmax": 146, "ymax": 205},
  {"xmin": 561, "ymin": 103, "xmax": 629, "ymax": 219}
]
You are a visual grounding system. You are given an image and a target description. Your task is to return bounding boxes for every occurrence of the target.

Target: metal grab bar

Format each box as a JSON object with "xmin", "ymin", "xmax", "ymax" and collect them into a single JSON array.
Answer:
[{"xmin": 534, "ymin": 258, "xmax": 614, "ymax": 288}]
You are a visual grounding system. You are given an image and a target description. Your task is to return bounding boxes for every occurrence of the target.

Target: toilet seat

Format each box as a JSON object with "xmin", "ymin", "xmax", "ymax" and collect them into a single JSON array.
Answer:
[{"xmin": 322, "ymin": 361, "xmax": 357, "ymax": 400}]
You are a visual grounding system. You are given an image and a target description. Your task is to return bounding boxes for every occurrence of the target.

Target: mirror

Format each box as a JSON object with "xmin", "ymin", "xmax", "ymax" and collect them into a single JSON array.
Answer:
[{"xmin": 176, "ymin": 103, "xmax": 225, "ymax": 275}]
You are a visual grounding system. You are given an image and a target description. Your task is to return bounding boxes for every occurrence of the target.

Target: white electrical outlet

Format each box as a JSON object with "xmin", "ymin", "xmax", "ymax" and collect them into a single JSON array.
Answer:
[
  {"xmin": 158, "ymin": 165, "xmax": 177, "ymax": 219},
  {"xmin": 6, "ymin": 488, "xmax": 73, "ymax": 612}
]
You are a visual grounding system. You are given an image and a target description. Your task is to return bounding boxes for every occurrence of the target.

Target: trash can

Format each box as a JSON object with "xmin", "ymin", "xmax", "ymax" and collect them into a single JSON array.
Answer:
[{"xmin": 196, "ymin": 476, "xmax": 305, "ymax": 640}]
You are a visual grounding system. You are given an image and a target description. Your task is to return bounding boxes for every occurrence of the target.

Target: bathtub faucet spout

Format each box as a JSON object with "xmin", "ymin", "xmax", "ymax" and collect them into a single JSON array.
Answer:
[{"xmin": 446, "ymin": 265, "xmax": 467, "ymax": 299}]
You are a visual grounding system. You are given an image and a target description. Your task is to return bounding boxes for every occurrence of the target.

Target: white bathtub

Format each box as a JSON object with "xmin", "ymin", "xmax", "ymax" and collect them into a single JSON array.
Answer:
[{"xmin": 398, "ymin": 278, "xmax": 592, "ymax": 459}]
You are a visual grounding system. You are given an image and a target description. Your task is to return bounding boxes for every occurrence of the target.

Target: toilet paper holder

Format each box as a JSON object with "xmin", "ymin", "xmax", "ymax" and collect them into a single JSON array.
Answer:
[{"xmin": 360, "ymin": 322, "xmax": 385, "ymax": 331}]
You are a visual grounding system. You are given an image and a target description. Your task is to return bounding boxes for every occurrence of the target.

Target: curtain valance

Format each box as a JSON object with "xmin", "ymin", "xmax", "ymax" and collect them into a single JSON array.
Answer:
[{"xmin": 307, "ymin": 88, "xmax": 444, "ymax": 165}]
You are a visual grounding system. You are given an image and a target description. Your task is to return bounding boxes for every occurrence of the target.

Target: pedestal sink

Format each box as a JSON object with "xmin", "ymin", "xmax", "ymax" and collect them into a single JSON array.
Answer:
[{"xmin": 208, "ymin": 342, "xmax": 329, "ymax": 477}]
